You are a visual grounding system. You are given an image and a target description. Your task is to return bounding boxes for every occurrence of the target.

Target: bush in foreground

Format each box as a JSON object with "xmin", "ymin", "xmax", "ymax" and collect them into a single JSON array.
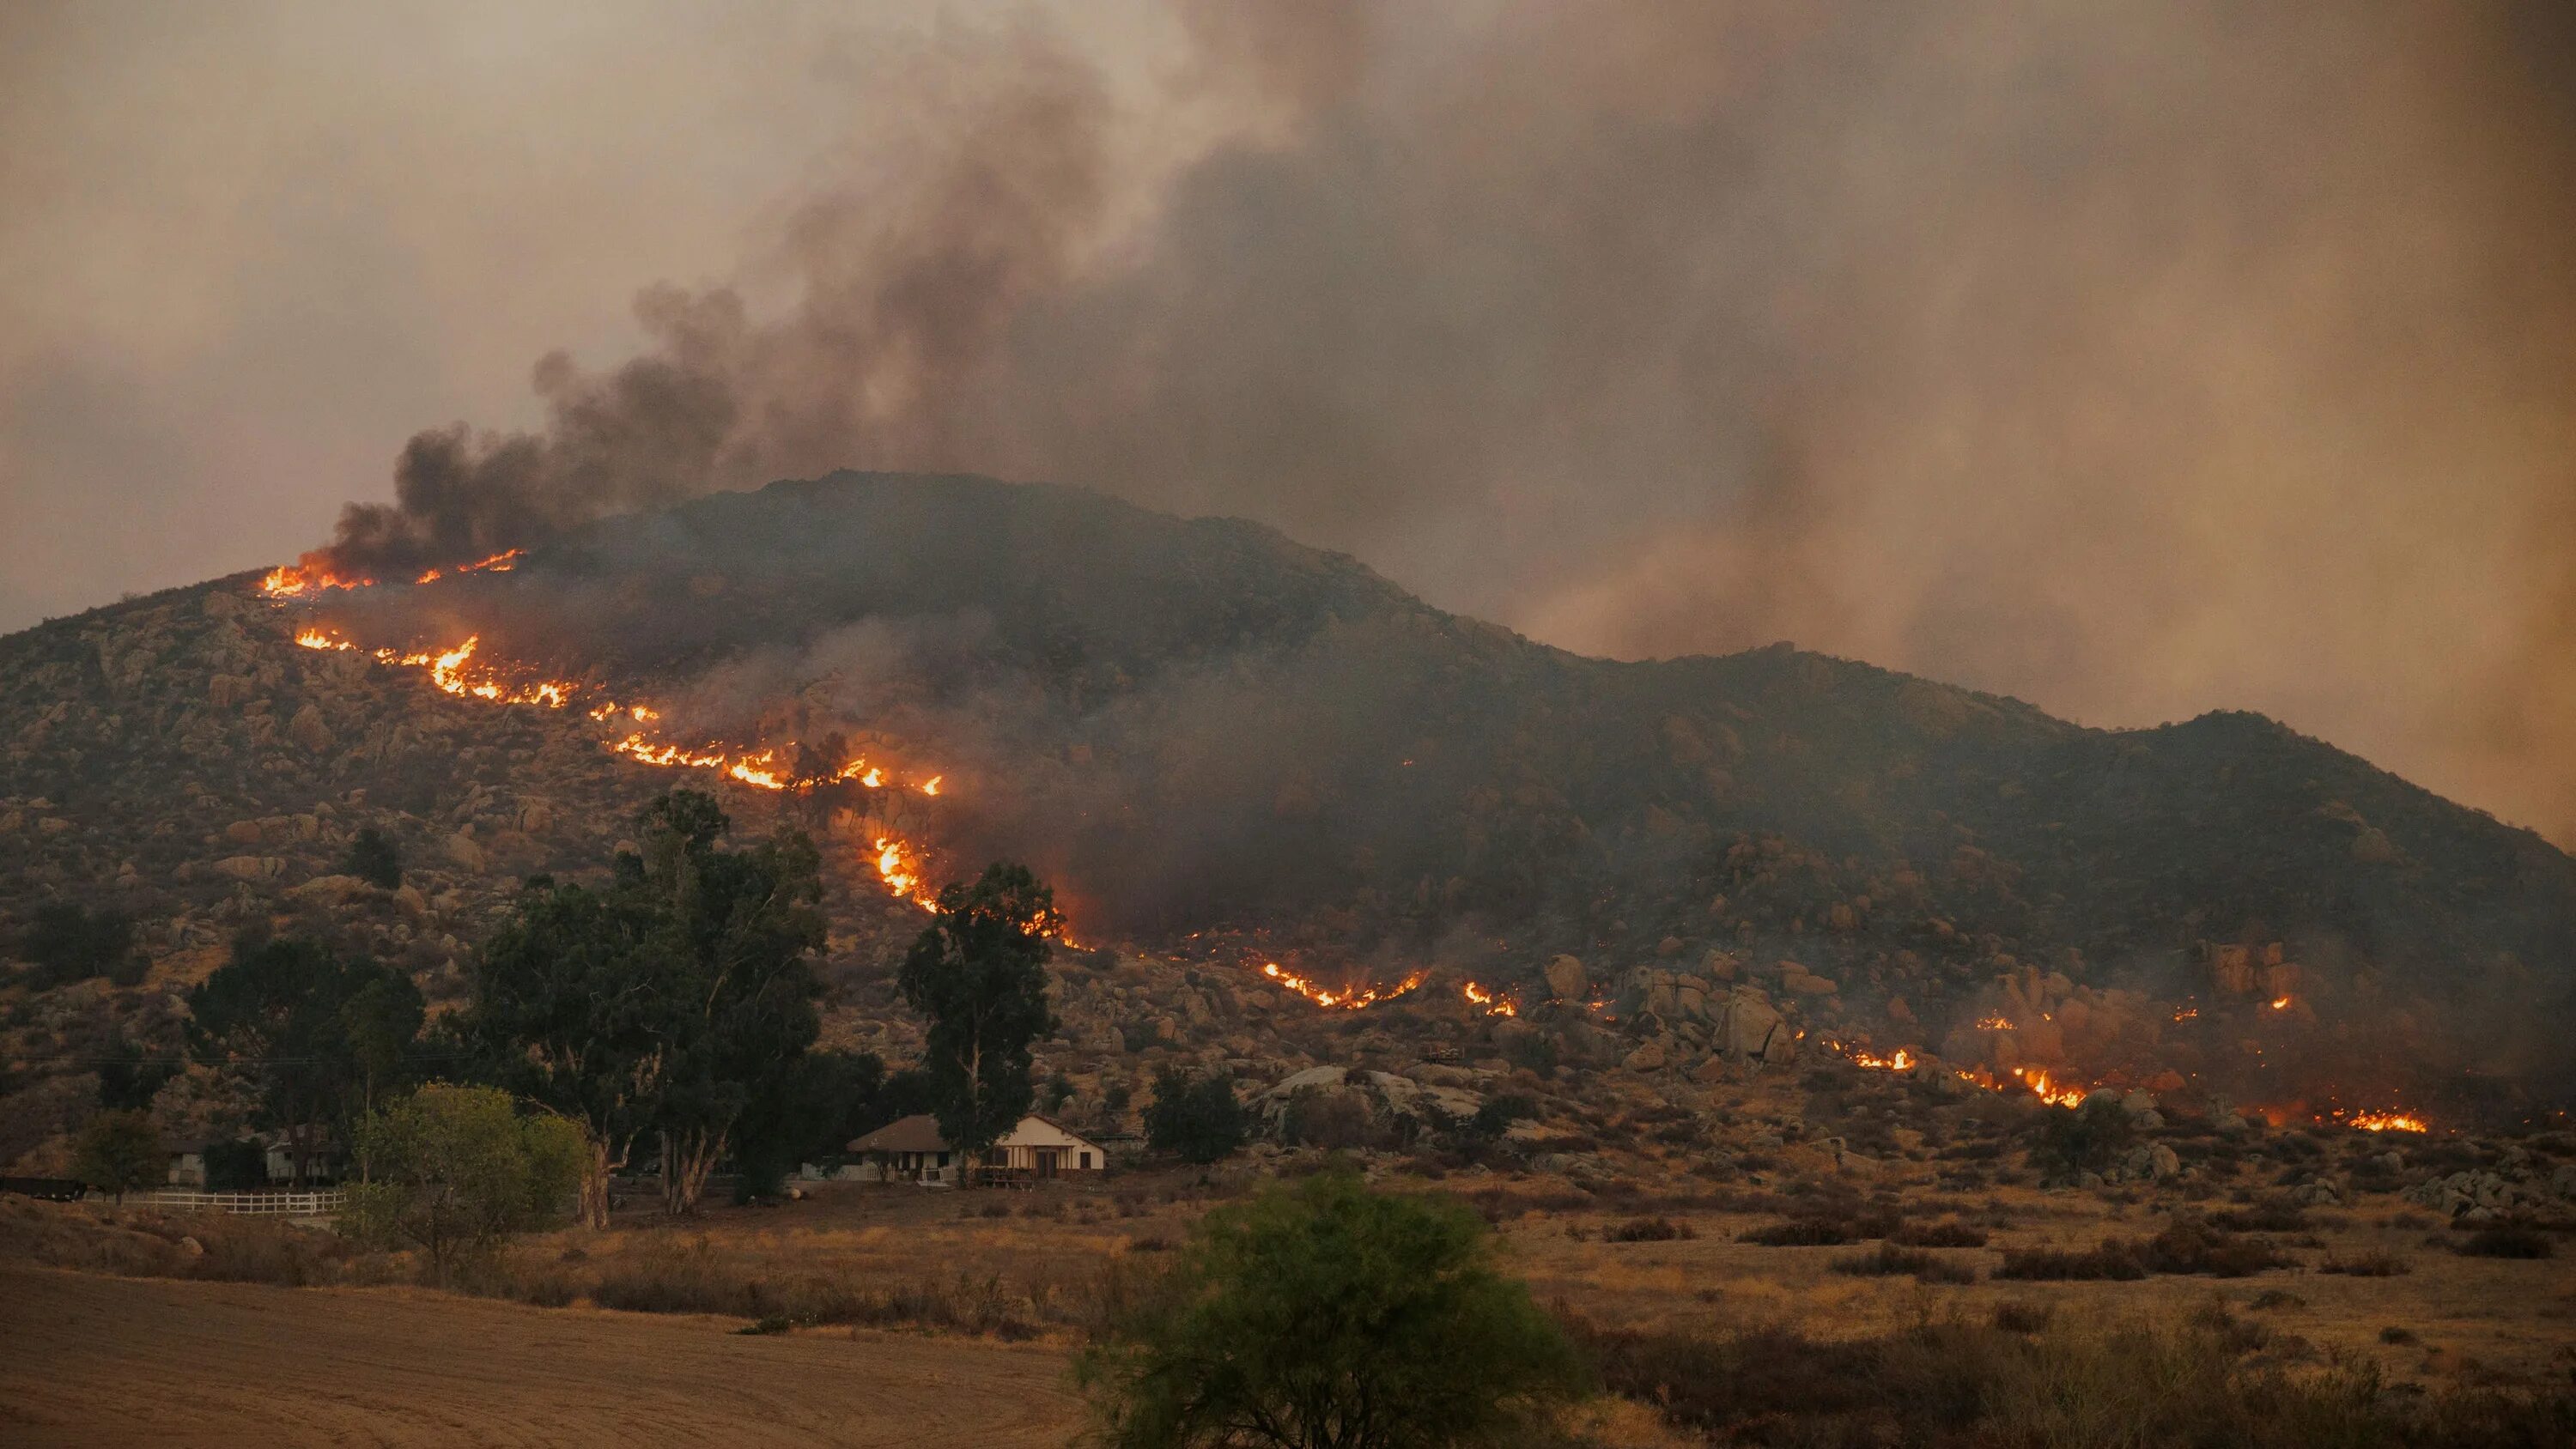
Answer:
[
  {"xmin": 343, "ymin": 1084, "xmax": 584, "ymax": 1277},
  {"xmin": 1076, "ymin": 1167, "xmax": 1589, "ymax": 1448}
]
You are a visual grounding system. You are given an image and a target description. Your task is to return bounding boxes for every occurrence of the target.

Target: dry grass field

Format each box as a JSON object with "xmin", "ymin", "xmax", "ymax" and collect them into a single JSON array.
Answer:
[
  {"xmin": 0, "ymin": 1263, "xmax": 1078, "ymax": 1448},
  {"xmin": 5, "ymin": 1149, "xmax": 2573, "ymax": 1445}
]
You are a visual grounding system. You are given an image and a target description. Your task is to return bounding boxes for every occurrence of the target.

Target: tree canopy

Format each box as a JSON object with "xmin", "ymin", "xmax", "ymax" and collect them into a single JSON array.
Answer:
[
  {"xmin": 1076, "ymin": 1168, "xmax": 1589, "ymax": 1449},
  {"xmin": 344, "ymin": 1083, "xmax": 584, "ymax": 1277},
  {"xmin": 73, "ymin": 1110, "xmax": 164, "ymax": 1202},
  {"xmin": 898, "ymin": 863, "xmax": 1059, "ymax": 1182},
  {"xmin": 1145, "ymin": 1067, "xmax": 1251, "ymax": 1165},
  {"xmin": 185, "ymin": 935, "xmax": 421, "ymax": 1185},
  {"xmin": 467, "ymin": 790, "xmax": 823, "ymax": 1221}
]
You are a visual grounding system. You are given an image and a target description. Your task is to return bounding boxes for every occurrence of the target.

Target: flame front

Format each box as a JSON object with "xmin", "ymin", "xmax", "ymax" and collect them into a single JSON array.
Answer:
[
  {"xmin": 2009, "ymin": 1065, "xmax": 2089, "ymax": 1107},
  {"xmin": 1461, "ymin": 980, "xmax": 1517, "ymax": 1016},
  {"xmin": 1260, "ymin": 961, "xmax": 1426, "ymax": 1010},
  {"xmin": 289, "ymin": 621, "xmax": 955, "ymax": 919}
]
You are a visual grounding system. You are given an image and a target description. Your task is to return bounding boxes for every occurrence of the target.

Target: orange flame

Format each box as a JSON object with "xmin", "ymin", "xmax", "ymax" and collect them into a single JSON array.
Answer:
[
  {"xmin": 1260, "ymin": 961, "xmax": 1425, "ymax": 1010},
  {"xmin": 1850, "ymin": 1046, "xmax": 1915, "ymax": 1071},
  {"xmin": 262, "ymin": 564, "xmax": 372, "ymax": 597},
  {"xmin": 277, "ymin": 625, "xmax": 1036, "ymax": 929},
  {"xmin": 2269, "ymin": 996, "xmax": 2293, "ymax": 1010},
  {"xmin": 2010, "ymin": 1065, "xmax": 2089, "ymax": 1107},
  {"xmin": 1975, "ymin": 1015, "xmax": 2011, "ymax": 1030},
  {"xmin": 1461, "ymin": 980, "xmax": 1517, "ymax": 1016},
  {"xmin": 2324, "ymin": 1108, "xmax": 2428, "ymax": 1134}
]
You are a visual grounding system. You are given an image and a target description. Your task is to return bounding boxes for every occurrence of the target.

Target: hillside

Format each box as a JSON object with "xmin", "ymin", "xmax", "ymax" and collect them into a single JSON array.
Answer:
[{"xmin": 4, "ymin": 472, "xmax": 2573, "ymax": 1147}]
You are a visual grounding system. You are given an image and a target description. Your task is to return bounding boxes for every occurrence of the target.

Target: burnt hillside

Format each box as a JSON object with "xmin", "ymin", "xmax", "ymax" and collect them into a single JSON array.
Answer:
[{"xmin": 5, "ymin": 472, "xmax": 2573, "ymax": 1119}]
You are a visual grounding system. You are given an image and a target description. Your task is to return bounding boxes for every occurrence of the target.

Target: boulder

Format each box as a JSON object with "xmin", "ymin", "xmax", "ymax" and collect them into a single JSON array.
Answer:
[
  {"xmin": 211, "ymin": 855, "xmax": 282, "ymax": 882},
  {"xmin": 1622, "ymin": 1040, "xmax": 1668, "ymax": 1072},
  {"xmin": 1712, "ymin": 986, "xmax": 1795, "ymax": 1065},
  {"xmin": 287, "ymin": 875, "xmax": 365, "ymax": 905},
  {"xmin": 1544, "ymin": 955, "xmax": 1588, "ymax": 1000},
  {"xmin": 445, "ymin": 830, "xmax": 488, "ymax": 872},
  {"xmin": 286, "ymin": 703, "xmax": 334, "ymax": 752}
]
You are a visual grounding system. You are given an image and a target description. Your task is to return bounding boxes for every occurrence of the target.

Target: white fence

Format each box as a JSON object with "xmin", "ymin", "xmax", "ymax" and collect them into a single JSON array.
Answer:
[{"xmin": 128, "ymin": 1188, "xmax": 346, "ymax": 1216}]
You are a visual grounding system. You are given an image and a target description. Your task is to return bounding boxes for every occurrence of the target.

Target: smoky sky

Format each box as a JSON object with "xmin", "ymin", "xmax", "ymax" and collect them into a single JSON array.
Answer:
[{"xmin": 5, "ymin": 1, "xmax": 2574, "ymax": 847}]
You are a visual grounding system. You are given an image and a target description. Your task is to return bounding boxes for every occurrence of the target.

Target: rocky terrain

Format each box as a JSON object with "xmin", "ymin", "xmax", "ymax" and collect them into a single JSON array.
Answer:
[{"xmin": 5, "ymin": 472, "xmax": 2575, "ymax": 1175}]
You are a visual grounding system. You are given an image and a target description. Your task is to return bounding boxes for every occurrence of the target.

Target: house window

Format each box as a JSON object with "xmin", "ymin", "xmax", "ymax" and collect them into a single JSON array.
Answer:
[
  {"xmin": 936, "ymin": 1152, "xmax": 950, "ymax": 1168},
  {"xmin": 1079, "ymin": 1151, "xmax": 1091, "ymax": 1168}
]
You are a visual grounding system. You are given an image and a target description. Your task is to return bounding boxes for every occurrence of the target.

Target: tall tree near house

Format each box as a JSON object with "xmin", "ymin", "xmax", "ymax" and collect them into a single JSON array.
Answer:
[
  {"xmin": 341, "ymin": 970, "xmax": 426, "ymax": 1180},
  {"xmin": 900, "ymin": 863, "xmax": 1059, "ymax": 1186},
  {"xmin": 466, "ymin": 791, "xmax": 826, "ymax": 1222},
  {"xmin": 627, "ymin": 792, "xmax": 826, "ymax": 1215},
  {"xmin": 72, "ymin": 1110, "xmax": 166, "ymax": 1203},
  {"xmin": 468, "ymin": 871, "xmax": 686, "ymax": 1229},
  {"xmin": 186, "ymin": 936, "xmax": 412, "ymax": 1186}
]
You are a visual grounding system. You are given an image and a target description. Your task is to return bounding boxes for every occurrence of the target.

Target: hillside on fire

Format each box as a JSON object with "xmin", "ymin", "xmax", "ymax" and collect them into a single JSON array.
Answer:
[{"xmin": 4, "ymin": 470, "xmax": 2574, "ymax": 1158}]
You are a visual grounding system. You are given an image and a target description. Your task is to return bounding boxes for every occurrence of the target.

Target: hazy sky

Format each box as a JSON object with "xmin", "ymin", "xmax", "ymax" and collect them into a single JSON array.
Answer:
[{"xmin": 4, "ymin": 1, "xmax": 2573, "ymax": 846}]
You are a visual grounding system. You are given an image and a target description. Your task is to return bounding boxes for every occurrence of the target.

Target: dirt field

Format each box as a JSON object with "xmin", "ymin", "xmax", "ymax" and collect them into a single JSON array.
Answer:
[{"xmin": 0, "ymin": 1264, "xmax": 1080, "ymax": 1447}]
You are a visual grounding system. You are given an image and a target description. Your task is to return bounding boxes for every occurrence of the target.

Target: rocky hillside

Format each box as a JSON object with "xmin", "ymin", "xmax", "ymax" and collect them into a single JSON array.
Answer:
[{"xmin": 5, "ymin": 472, "xmax": 2573, "ymax": 1148}]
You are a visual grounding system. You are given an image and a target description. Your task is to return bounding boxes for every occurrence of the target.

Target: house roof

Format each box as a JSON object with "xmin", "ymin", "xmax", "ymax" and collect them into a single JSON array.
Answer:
[
  {"xmin": 847, "ymin": 1113, "xmax": 1108, "ymax": 1155},
  {"xmin": 848, "ymin": 1114, "xmax": 949, "ymax": 1155},
  {"xmin": 1007, "ymin": 1113, "xmax": 1107, "ymax": 1153}
]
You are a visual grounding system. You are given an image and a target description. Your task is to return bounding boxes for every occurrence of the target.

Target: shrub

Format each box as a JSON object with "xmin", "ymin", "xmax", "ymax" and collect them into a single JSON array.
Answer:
[
  {"xmin": 2029, "ymin": 1094, "xmax": 2136, "ymax": 1180},
  {"xmin": 342, "ymin": 1084, "xmax": 585, "ymax": 1276},
  {"xmin": 2318, "ymin": 1249, "xmax": 2410, "ymax": 1277},
  {"xmin": 1832, "ymin": 1243, "xmax": 1976, "ymax": 1283},
  {"xmin": 1143, "ymin": 1067, "xmax": 1251, "ymax": 1165},
  {"xmin": 2379, "ymin": 1325, "xmax": 2419, "ymax": 1345},
  {"xmin": 25, "ymin": 902, "xmax": 141, "ymax": 987},
  {"xmin": 2139, "ymin": 1222, "xmax": 2291, "ymax": 1277},
  {"xmin": 343, "ymin": 827, "xmax": 402, "ymax": 889},
  {"xmin": 1741, "ymin": 1216, "xmax": 1874, "ymax": 1246},
  {"xmin": 1990, "ymin": 1300, "xmax": 2054, "ymax": 1334},
  {"xmin": 1993, "ymin": 1240, "xmax": 2148, "ymax": 1281},
  {"xmin": 2207, "ymin": 1198, "xmax": 2309, "ymax": 1234},
  {"xmin": 1075, "ymin": 1168, "xmax": 1589, "ymax": 1448},
  {"xmin": 2457, "ymin": 1226, "xmax": 2553, "ymax": 1259},
  {"xmin": 1606, "ymin": 1216, "xmax": 1692, "ymax": 1243},
  {"xmin": 1889, "ymin": 1218, "xmax": 1989, "ymax": 1248}
]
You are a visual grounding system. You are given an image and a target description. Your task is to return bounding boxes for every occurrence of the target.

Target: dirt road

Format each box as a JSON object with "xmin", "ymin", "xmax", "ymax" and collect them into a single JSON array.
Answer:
[{"xmin": 0, "ymin": 1265, "xmax": 1079, "ymax": 1446}]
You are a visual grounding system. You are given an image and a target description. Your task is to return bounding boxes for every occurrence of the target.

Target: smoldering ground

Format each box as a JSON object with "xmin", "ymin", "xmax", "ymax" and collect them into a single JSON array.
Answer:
[{"xmin": 8, "ymin": 1, "xmax": 2575, "ymax": 848}]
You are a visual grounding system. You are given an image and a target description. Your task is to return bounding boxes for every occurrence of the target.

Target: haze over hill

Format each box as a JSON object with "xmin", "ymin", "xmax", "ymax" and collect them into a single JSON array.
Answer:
[{"xmin": 7, "ymin": 473, "xmax": 2573, "ymax": 1127}]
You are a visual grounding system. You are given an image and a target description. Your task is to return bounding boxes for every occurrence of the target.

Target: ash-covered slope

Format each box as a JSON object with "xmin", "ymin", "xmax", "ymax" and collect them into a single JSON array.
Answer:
[{"xmin": 6, "ymin": 471, "xmax": 2574, "ymax": 1118}]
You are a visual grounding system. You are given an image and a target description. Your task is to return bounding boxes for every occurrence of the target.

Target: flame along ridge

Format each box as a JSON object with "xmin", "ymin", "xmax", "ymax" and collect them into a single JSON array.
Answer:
[
  {"xmin": 290, "ymin": 621, "xmax": 945, "ymax": 913},
  {"xmin": 264, "ymin": 548, "xmax": 520, "ymax": 598}
]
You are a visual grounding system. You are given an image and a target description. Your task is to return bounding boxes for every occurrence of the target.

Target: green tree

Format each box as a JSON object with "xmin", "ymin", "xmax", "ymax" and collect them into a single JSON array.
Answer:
[
  {"xmin": 1076, "ymin": 1169, "xmax": 1589, "ymax": 1448},
  {"xmin": 187, "ymin": 937, "xmax": 416, "ymax": 1185},
  {"xmin": 898, "ymin": 863, "xmax": 1059, "ymax": 1185},
  {"xmin": 343, "ymin": 827, "xmax": 403, "ymax": 889},
  {"xmin": 625, "ymin": 793, "xmax": 825, "ymax": 1214},
  {"xmin": 72, "ymin": 1110, "xmax": 165, "ymax": 1202},
  {"xmin": 26, "ymin": 902, "xmax": 143, "ymax": 987},
  {"xmin": 343, "ymin": 1084, "xmax": 584, "ymax": 1278},
  {"xmin": 96, "ymin": 1032, "xmax": 179, "ymax": 1113},
  {"xmin": 728, "ymin": 1048, "xmax": 886, "ymax": 1203},
  {"xmin": 469, "ymin": 874, "xmax": 684, "ymax": 1228},
  {"xmin": 1145, "ymin": 1067, "xmax": 1251, "ymax": 1165},
  {"xmin": 465, "ymin": 791, "xmax": 824, "ymax": 1221}
]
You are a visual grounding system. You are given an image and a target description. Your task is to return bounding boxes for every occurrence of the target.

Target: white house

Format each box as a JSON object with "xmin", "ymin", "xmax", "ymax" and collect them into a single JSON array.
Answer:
[{"xmin": 846, "ymin": 1113, "xmax": 1106, "ymax": 1185}]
